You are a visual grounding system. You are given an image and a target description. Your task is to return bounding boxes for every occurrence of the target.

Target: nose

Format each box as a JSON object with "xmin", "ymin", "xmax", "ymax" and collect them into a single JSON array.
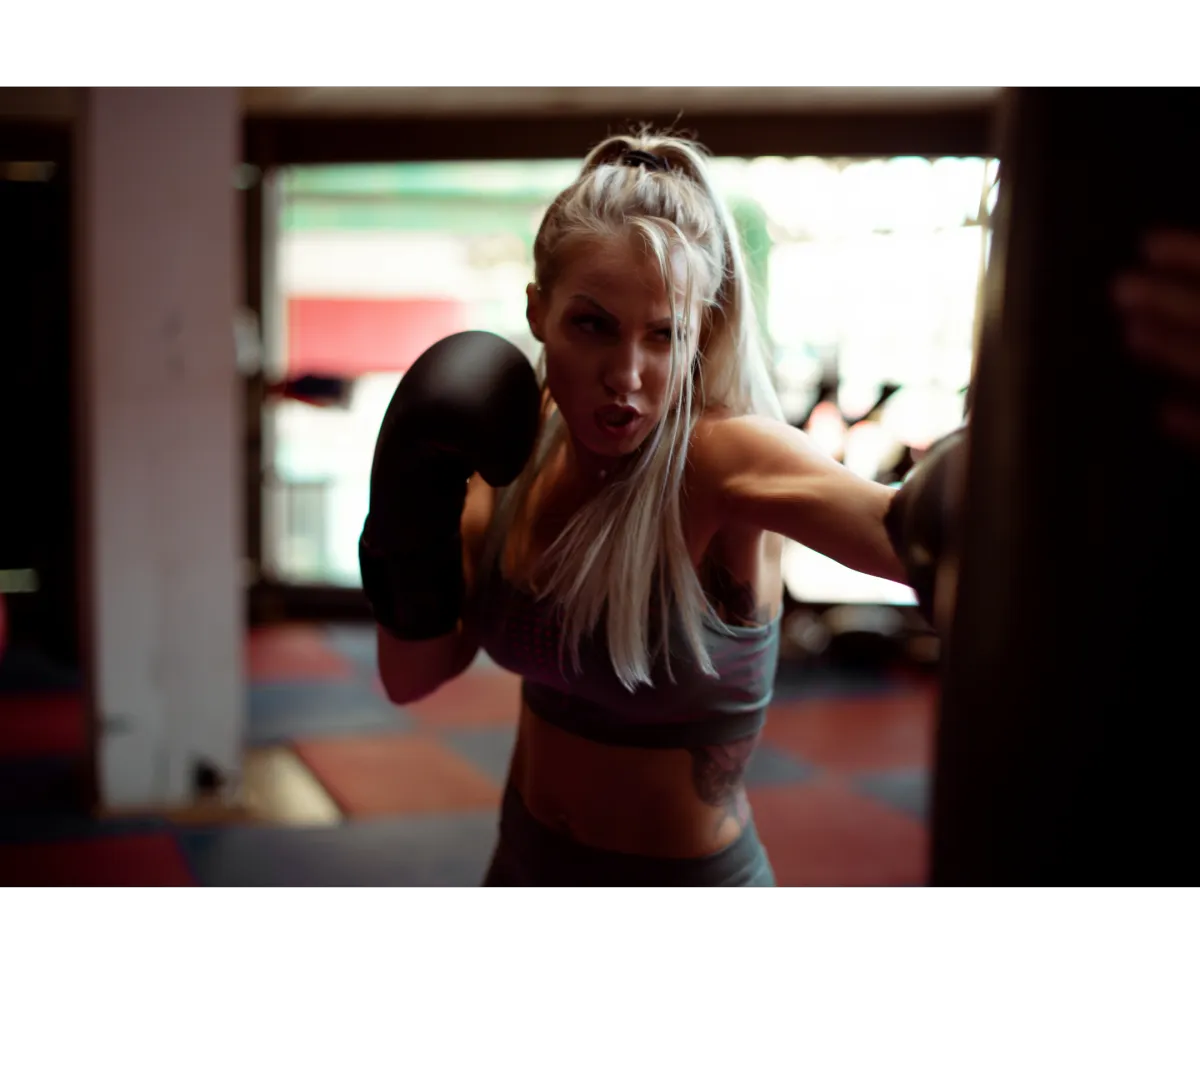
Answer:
[{"xmin": 601, "ymin": 339, "xmax": 643, "ymax": 398}]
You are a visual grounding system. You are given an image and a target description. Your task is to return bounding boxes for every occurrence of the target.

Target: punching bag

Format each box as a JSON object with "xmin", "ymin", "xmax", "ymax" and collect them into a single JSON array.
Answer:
[{"xmin": 932, "ymin": 89, "xmax": 1200, "ymax": 885}]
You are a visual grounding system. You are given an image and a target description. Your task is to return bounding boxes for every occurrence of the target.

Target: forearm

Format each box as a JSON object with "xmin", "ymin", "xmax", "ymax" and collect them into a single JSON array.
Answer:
[
  {"xmin": 709, "ymin": 416, "xmax": 907, "ymax": 584},
  {"xmin": 741, "ymin": 470, "xmax": 905, "ymax": 584},
  {"xmin": 376, "ymin": 620, "xmax": 480, "ymax": 704},
  {"xmin": 793, "ymin": 475, "xmax": 906, "ymax": 583}
]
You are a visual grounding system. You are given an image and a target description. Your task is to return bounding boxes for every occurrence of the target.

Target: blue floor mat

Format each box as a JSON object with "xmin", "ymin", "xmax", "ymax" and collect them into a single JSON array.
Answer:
[
  {"xmin": 321, "ymin": 624, "xmax": 379, "ymax": 674},
  {"xmin": 247, "ymin": 679, "xmax": 412, "ymax": 747},
  {"xmin": 177, "ymin": 810, "xmax": 499, "ymax": 887},
  {"xmin": 853, "ymin": 768, "xmax": 930, "ymax": 820},
  {"xmin": 439, "ymin": 727, "xmax": 517, "ymax": 786},
  {"xmin": 744, "ymin": 742, "xmax": 819, "ymax": 788}
]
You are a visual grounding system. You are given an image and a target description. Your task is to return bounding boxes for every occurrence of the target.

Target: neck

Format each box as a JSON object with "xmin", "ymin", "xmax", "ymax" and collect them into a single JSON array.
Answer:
[{"xmin": 563, "ymin": 433, "xmax": 632, "ymax": 490}]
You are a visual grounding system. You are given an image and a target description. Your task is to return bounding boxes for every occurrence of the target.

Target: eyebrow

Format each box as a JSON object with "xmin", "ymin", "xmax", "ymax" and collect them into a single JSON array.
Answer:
[{"xmin": 570, "ymin": 294, "xmax": 679, "ymax": 330}]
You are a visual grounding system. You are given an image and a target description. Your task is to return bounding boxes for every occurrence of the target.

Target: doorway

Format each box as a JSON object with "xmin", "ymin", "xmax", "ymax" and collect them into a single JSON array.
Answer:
[
  {"xmin": 258, "ymin": 153, "xmax": 996, "ymax": 609},
  {"xmin": 0, "ymin": 148, "xmax": 79, "ymax": 676}
]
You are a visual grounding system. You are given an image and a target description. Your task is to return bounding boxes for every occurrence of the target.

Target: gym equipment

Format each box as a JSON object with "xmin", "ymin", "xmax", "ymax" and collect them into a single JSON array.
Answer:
[{"xmin": 931, "ymin": 88, "xmax": 1200, "ymax": 885}]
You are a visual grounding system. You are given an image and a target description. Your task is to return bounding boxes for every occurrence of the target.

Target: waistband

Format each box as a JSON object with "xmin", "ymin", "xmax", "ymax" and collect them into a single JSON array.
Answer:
[{"xmin": 489, "ymin": 782, "xmax": 775, "ymax": 887}]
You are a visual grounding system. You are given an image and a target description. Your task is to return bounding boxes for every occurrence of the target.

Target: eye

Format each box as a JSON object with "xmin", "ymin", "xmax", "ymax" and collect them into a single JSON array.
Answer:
[{"xmin": 572, "ymin": 314, "xmax": 610, "ymax": 336}]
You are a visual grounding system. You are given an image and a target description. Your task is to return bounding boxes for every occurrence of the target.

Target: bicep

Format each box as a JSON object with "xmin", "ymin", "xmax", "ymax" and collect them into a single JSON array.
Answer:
[{"xmin": 716, "ymin": 419, "xmax": 905, "ymax": 583}]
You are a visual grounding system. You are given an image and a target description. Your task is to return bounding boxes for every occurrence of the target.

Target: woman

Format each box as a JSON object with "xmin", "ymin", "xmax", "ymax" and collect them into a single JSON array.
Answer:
[
  {"xmin": 469, "ymin": 135, "xmax": 917, "ymax": 887},
  {"xmin": 361, "ymin": 131, "xmax": 1200, "ymax": 887}
]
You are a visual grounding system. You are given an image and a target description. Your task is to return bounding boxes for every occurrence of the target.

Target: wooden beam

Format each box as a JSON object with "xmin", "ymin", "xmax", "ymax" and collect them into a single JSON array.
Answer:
[{"xmin": 244, "ymin": 105, "xmax": 998, "ymax": 168}]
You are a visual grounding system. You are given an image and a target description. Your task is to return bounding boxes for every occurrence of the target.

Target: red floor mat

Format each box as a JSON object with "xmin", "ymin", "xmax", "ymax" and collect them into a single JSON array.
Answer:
[
  {"xmin": 763, "ymin": 689, "xmax": 936, "ymax": 773},
  {"xmin": 293, "ymin": 733, "xmax": 501, "ymax": 818},
  {"xmin": 402, "ymin": 666, "xmax": 522, "ymax": 729},
  {"xmin": 247, "ymin": 624, "xmax": 354, "ymax": 683},
  {"xmin": 0, "ymin": 833, "xmax": 197, "ymax": 887},
  {"xmin": 751, "ymin": 777, "xmax": 930, "ymax": 886},
  {"xmin": 0, "ymin": 693, "xmax": 87, "ymax": 759}
]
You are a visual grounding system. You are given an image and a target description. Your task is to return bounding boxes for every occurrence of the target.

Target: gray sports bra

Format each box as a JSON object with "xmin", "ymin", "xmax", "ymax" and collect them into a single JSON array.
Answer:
[{"xmin": 472, "ymin": 558, "xmax": 781, "ymax": 750}]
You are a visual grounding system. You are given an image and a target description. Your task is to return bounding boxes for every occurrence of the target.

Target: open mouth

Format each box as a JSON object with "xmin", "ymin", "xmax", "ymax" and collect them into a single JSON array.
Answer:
[
  {"xmin": 596, "ymin": 404, "xmax": 642, "ymax": 437},
  {"xmin": 599, "ymin": 405, "xmax": 638, "ymax": 427}
]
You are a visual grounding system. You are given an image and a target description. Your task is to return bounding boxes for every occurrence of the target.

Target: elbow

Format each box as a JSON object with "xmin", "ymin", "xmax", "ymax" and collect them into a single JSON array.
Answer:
[
  {"xmin": 374, "ymin": 627, "xmax": 449, "ymax": 705},
  {"xmin": 378, "ymin": 663, "xmax": 443, "ymax": 706},
  {"xmin": 373, "ymin": 623, "xmax": 478, "ymax": 704}
]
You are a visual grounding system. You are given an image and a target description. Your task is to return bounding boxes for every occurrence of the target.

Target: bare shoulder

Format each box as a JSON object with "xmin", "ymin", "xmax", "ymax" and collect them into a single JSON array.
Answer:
[
  {"xmin": 689, "ymin": 410, "xmax": 815, "ymax": 497},
  {"xmin": 688, "ymin": 407, "xmax": 895, "ymax": 547},
  {"xmin": 685, "ymin": 404, "xmax": 902, "ymax": 580}
]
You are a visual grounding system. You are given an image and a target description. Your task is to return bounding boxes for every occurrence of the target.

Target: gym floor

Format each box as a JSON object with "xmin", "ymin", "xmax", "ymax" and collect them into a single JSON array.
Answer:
[{"xmin": 0, "ymin": 622, "xmax": 935, "ymax": 886}]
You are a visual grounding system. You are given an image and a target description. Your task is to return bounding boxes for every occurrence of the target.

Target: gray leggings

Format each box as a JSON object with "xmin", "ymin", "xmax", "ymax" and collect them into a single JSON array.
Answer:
[{"xmin": 483, "ymin": 783, "xmax": 776, "ymax": 887}]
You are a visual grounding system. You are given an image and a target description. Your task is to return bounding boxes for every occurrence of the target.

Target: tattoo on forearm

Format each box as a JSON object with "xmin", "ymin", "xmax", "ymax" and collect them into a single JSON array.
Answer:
[{"xmin": 688, "ymin": 737, "xmax": 757, "ymax": 822}]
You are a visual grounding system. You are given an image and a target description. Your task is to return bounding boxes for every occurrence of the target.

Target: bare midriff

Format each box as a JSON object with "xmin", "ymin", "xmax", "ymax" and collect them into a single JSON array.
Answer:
[
  {"xmin": 507, "ymin": 703, "xmax": 757, "ymax": 859},
  {"xmin": 476, "ymin": 419, "xmax": 780, "ymax": 861}
]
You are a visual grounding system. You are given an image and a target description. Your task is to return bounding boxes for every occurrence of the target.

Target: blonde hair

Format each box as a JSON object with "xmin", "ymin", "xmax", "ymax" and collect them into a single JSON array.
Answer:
[{"xmin": 488, "ymin": 130, "xmax": 783, "ymax": 689}]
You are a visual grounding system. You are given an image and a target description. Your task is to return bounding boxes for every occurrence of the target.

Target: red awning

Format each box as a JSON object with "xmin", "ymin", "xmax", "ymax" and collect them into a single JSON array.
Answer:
[{"xmin": 286, "ymin": 297, "xmax": 469, "ymax": 377}]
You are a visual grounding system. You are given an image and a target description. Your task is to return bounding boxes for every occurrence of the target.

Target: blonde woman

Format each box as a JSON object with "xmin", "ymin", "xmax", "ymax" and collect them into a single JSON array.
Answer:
[
  {"xmin": 359, "ymin": 132, "xmax": 902, "ymax": 887},
  {"xmin": 357, "ymin": 131, "xmax": 1200, "ymax": 886}
]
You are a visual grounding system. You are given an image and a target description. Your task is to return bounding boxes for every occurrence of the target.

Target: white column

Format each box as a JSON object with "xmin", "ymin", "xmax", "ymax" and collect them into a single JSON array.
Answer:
[{"xmin": 76, "ymin": 88, "xmax": 244, "ymax": 809}]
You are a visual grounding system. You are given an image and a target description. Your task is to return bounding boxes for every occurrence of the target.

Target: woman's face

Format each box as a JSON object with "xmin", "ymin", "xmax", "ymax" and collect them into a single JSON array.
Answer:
[{"xmin": 527, "ymin": 232, "xmax": 702, "ymax": 460}]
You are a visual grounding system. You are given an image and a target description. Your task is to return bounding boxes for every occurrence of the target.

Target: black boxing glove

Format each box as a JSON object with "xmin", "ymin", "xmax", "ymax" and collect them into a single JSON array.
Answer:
[
  {"xmin": 359, "ymin": 331, "xmax": 541, "ymax": 641},
  {"xmin": 883, "ymin": 427, "xmax": 968, "ymax": 628}
]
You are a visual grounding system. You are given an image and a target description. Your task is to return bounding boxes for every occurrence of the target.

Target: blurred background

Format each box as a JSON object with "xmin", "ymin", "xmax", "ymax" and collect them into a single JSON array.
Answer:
[
  {"xmin": 267, "ymin": 155, "xmax": 995, "ymax": 595},
  {"xmin": 0, "ymin": 86, "xmax": 1001, "ymax": 885}
]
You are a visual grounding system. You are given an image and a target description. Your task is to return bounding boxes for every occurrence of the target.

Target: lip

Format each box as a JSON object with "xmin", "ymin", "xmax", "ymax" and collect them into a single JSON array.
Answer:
[{"xmin": 595, "ymin": 404, "xmax": 643, "ymax": 440}]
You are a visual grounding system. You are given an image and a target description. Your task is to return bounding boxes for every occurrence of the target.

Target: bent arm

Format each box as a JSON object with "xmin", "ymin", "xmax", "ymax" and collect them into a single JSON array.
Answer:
[
  {"xmin": 376, "ymin": 624, "xmax": 480, "ymax": 705},
  {"xmin": 696, "ymin": 415, "xmax": 906, "ymax": 584},
  {"xmin": 375, "ymin": 475, "xmax": 493, "ymax": 703}
]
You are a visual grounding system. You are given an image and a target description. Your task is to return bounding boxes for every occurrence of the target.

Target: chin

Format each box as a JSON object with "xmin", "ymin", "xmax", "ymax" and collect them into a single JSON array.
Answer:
[
  {"xmin": 567, "ymin": 419, "xmax": 654, "ymax": 461},
  {"xmin": 600, "ymin": 441, "xmax": 643, "ymax": 461}
]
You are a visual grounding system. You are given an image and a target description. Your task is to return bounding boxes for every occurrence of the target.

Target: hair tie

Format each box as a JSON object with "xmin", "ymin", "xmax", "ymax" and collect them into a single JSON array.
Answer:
[{"xmin": 621, "ymin": 150, "xmax": 670, "ymax": 173}]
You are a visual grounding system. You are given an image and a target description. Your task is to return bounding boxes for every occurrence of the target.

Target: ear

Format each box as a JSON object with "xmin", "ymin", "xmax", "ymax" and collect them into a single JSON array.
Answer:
[{"xmin": 526, "ymin": 283, "xmax": 545, "ymax": 343}]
